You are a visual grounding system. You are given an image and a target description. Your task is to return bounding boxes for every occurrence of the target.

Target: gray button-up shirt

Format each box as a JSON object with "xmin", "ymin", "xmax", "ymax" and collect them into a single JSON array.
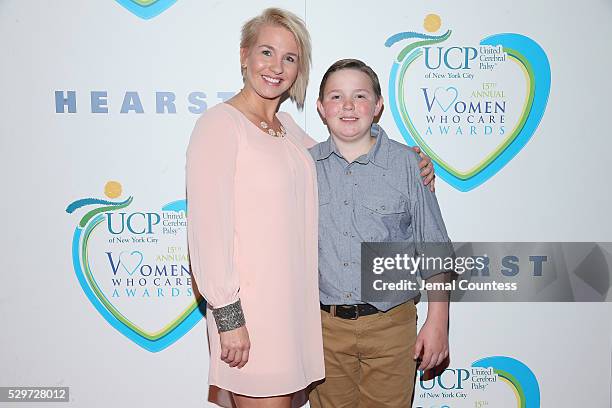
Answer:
[{"xmin": 309, "ymin": 124, "xmax": 451, "ymax": 311}]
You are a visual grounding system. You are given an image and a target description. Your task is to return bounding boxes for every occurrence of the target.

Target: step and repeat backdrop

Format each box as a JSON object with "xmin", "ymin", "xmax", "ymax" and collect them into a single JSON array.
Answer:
[{"xmin": 2, "ymin": 1, "xmax": 612, "ymax": 407}]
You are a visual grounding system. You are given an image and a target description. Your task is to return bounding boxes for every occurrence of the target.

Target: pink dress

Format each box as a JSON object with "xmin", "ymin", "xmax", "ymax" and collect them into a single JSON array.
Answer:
[{"xmin": 186, "ymin": 103, "xmax": 324, "ymax": 397}]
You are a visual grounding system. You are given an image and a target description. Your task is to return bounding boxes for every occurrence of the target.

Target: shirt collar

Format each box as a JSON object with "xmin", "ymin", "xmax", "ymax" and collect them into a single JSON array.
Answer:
[
  {"xmin": 314, "ymin": 123, "xmax": 390, "ymax": 169},
  {"xmin": 312, "ymin": 136, "xmax": 336, "ymax": 161},
  {"xmin": 358, "ymin": 123, "xmax": 389, "ymax": 168}
]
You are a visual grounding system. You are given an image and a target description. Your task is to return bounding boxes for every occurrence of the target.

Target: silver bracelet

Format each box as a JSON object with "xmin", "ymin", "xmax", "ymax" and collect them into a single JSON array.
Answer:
[{"xmin": 211, "ymin": 299, "xmax": 246, "ymax": 332}]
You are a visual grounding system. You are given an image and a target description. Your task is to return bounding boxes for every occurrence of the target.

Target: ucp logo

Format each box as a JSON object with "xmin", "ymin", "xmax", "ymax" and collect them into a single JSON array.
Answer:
[
  {"xmin": 415, "ymin": 356, "xmax": 540, "ymax": 408},
  {"xmin": 66, "ymin": 181, "xmax": 200, "ymax": 352},
  {"xmin": 424, "ymin": 46, "xmax": 478, "ymax": 70},
  {"xmin": 385, "ymin": 14, "xmax": 551, "ymax": 191},
  {"xmin": 420, "ymin": 369, "xmax": 470, "ymax": 390},
  {"xmin": 106, "ymin": 212, "xmax": 161, "ymax": 235}
]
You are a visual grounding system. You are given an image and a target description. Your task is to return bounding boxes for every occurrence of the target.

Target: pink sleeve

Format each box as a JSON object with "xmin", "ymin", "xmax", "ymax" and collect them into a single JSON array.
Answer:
[
  {"xmin": 278, "ymin": 112, "xmax": 317, "ymax": 148},
  {"xmin": 186, "ymin": 109, "xmax": 240, "ymax": 308},
  {"xmin": 300, "ymin": 131, "xmax": 318, "ymax": 149}
]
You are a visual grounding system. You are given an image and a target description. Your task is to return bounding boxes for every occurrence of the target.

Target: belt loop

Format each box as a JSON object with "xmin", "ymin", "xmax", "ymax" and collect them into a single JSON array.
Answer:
[{"xmin": 330, "ymin": 305, "xmax": 336, "ymax": 317}]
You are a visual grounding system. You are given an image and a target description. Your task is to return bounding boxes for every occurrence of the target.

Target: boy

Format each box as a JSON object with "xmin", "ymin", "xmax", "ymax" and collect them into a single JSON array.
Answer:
[{"xmin": 308, "ymin": 59, "xmax": 451, "ymax": 407}]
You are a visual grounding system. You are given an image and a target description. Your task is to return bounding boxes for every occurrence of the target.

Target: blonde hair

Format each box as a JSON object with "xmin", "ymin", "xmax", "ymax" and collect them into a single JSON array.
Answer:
[{"xmin": 240, "ymin": 8, "xmax": 311, "ymax": 110}]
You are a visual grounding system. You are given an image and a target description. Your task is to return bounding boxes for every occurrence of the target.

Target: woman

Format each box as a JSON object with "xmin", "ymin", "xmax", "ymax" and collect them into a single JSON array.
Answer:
[{"xmin": 186, "ymin": 8, "xmax": 434, "ymax": 408}]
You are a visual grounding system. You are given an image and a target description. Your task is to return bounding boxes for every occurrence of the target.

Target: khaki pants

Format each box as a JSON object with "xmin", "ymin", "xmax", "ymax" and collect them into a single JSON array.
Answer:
[{"xmin": 309, "ymin": 301, "xmax": 418, "ymax": 408}]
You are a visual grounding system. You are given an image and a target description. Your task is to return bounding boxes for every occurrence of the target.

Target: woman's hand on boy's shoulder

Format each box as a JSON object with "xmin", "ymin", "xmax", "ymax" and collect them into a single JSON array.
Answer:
[{"xmin": 411, "ymin": 145, "xmax": 436, "ymax": 192}]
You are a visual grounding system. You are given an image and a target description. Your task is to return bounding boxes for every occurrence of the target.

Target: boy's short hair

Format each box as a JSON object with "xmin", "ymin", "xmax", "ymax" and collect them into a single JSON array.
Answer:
[{"xmin": 318, "ymin": 59, "xmax": 382, "ymax": 102}]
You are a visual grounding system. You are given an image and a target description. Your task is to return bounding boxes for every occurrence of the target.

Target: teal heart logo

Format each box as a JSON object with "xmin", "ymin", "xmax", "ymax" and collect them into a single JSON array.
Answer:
[
  {"xmin": 473, "ymin": 356, "xmax": 540, "ymax": 408},
  {"xmin": 386, "ymin": 25, "xmax": 551, "ymax": 191},
  {"xmin": 67, "ymin": 194, "xmax": 203, "ymax": 352},
  {"xmin": 114, "ymin": 0, "xmax": 178, "ymax": 19},
  {"xmin": 434, "ymin": 86, "xmax": 458, "ymax": 112},
  {"xmin": 119, "ymin": 250, "xmax": 143, "ymax": 275}
]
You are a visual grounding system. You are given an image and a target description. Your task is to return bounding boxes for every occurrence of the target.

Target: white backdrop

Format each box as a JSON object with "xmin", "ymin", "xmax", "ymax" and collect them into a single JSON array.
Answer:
[{"xmin": 2, "ymin": 1, "xmax": 612, "ymax": 407}]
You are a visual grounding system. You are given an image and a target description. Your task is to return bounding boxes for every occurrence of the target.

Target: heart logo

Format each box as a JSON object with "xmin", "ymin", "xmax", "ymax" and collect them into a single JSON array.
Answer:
[
  {"xmin": 119, "ymin": 250, "xmax": 143, "ymax": 275},
  {"xmin": 386, "ymin": 25, "xmax": 551, "ymax": 191},
  {"xmin": 473, "ymin": 356, "xmax": 540, "ymax": 408},
  {"xmin": 434, "ymin": 86, "xmax": 458, "ymax": 112},
  {"xmin": 114, "ymin": 0, "xmax": 178, "ymax": 20},
  {"xmin": 67, "ymin": 193, "xmax": 203, "ymax": 353}
]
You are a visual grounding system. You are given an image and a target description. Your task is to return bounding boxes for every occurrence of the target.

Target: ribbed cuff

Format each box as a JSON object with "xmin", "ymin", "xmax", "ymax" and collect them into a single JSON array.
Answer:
[{"xmin": 212, "ymin": 299, "xmax": 246, "ymax": 332}]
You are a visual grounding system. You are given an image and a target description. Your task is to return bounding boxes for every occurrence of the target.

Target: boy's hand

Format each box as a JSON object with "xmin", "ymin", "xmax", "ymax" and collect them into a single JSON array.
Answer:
[
  {"xmin": 414, "ymin": 319, "xmax": 449, "ymax": 371},
  {"xmin": 412, "ymin": 145, "xmax": 436, "ymax": 192}
]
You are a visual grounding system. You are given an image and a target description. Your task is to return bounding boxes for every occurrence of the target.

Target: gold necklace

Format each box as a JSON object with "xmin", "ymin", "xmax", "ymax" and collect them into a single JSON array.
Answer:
[
  {"xmin": 259, "ymin": 120, "xmax": 286, "ymax": 138},
  {"xmin": 239, "ymin": 91, "xmax": 286, "ymax": 138}
]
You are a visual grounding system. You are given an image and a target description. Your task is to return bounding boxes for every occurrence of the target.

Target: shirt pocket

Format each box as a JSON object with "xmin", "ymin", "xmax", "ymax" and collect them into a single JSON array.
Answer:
[
  {"xmin": 318, "ymin": 186, "xmax": 333, "ymax": 239},
  {"xmin": 357, "ymin": 196, "xmax": 412, "ymax": 241}
]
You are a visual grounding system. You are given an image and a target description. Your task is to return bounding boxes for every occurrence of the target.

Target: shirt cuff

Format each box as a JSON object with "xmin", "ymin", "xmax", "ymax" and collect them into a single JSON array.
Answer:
[{"xmin": 211, "ymin": 299, "xmax": 246, "ymax": 332}]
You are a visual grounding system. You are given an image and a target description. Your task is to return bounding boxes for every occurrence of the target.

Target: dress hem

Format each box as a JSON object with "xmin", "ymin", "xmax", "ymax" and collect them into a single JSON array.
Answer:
[{"xmin": 209, "ymin": 374, "xmax": 325, "ymax": 398}]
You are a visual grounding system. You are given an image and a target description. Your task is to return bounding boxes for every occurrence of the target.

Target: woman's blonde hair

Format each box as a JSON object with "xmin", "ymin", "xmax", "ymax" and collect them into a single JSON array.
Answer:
[{"xmin": 240, "ymin": 8, "xmax": 311, "ymax": 110}]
